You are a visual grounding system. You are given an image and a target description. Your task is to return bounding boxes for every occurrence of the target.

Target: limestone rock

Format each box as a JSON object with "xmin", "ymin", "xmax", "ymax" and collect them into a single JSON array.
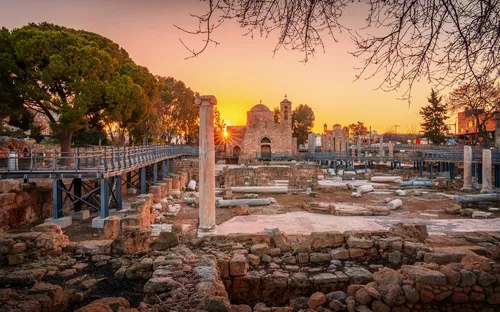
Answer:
[
  {"xmin": 357, "ymin": 185, "xmax": 374, "ymax": 194},
  {"xmin": 3, "ymin": 268, "xmax": 46, "ymax": 286},
  {"xmin": 230, "ymin": 254, "xmax": 248, "ymax": 276},
  {"xmin": 250, "ymin": 243, "xmax": 269, "ymax": 256},
  {"xmin": 75, "ymin": 303, "xmax": 113, "ymax": 312},
  {"xmin": 373, "ymin": 268, "xmax": 403, "ymax": 286},
  {"xmin": 308, "ymin": 292, "xmax": 326, "ymax": 310},
  {"xmin": 347, "ymin": 237, "xmax": 373, "ymax": 249},
  {"xmin": 401, "ymin": 265, "xmax": 446, "ymax": 285},
  {"xmin": 354, "ymin": 288, "xmax": 371, "ymax": 305},
  {"xmin": 91, "ymin": 297, "xmax": 130, "ymax": 311},
  {"xmin": 234, "ymin": 204, "xmax": 250, "ymax": 216},
  {"xmin": 143, "ymin": 277, "xmax": 181, "ymax": 293},
  {"xmin": 330, "ymin": 247, "xmax": 349, "ymax": 260},
  {"xmin": 389, "ymin": 223, "xmax": 428, "ymax": 242},
  {"xmin": 387, "ymin": 199, "xmax": 402, "ymax": 210},
  {"xmin": 344, "ymin": 267, "xmax": 373, "ymax": 284}
]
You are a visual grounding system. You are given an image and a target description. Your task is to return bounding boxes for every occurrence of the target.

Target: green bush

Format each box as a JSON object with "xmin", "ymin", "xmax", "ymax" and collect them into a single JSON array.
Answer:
[{"xmin": 72, "ymin": 129, "xmax": 109, "ymax": 146}]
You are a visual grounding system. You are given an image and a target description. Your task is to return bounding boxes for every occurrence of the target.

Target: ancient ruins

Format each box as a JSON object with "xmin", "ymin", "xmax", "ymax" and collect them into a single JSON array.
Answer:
[{"xmin": 0, "ymin": 95, "xmax": 500, "ymax": 312}]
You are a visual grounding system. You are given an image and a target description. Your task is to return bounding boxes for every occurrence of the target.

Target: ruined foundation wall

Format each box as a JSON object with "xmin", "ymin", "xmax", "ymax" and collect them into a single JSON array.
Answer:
[
  {"xmin": 0, "ymin": 180, "xmax": 53, "ymax": 232},
  {"xmin": 222, "ymin": 164, "xmax": 324, "ymax": 189}
]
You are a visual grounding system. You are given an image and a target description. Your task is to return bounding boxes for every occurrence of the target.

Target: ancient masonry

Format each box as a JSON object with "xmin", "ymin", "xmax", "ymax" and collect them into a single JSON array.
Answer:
[{"xmin": 226, "ymin": 96, "xmax": 295, "ymax": 161}]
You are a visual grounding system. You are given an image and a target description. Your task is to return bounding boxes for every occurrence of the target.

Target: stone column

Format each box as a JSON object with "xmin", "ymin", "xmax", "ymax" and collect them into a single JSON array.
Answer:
[
  {"xmin": 388, "ymin": 142, "xmax": 394, "ymax": 158},
  {"xmin": 356, "ymin": 136, "xmax": 361, "ymax": 158},
  {"xmin": 379, "ymin": 136, "xmax": 385, "ymax": 157},
  {"xmin": 481, "ymin": 149, "xmax": 493, "ymax": 193},
  {"xmin": 197, "ymin": 95, "xmax": 217, "ymax": 236},
  {"xmin": 462, "ymin": 146, "xmax": 473, "ymax": 190}
]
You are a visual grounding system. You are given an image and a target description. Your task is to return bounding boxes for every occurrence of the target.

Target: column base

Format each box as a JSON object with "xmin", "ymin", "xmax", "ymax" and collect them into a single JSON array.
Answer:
[
  {"xmin": 197, "ymin": 227, "xmax": 217, "ymax": 238},
  {"xmin": 461, "ymin": 186, "xmax": 474, "ymax": 191},
  {"xmin": 480, "ymin": 188, "xmax": 494, "ymax": 194},
  {"xmin": 91, "ymin": 216, "xmax": 109, "ymax": 229},
  {"xmin": 67, "ymin": 210, "xmax": 90, "ymax": 221}
]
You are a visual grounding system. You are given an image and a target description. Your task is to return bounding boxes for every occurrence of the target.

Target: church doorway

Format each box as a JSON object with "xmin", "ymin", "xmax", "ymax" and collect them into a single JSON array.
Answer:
[
  {"xmin": 232, "ymin": 146, "xmax": 241, "ymax": 157},
  {"xmin": 260, "ymin": 137, "xmax": 272, "ymax": 159}
]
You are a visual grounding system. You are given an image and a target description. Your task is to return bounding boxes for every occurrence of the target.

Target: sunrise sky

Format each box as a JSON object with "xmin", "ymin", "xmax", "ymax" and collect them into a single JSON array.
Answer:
[{"xmin": 0, "ymin": 0, "xmax": 457, "ymax": 134}]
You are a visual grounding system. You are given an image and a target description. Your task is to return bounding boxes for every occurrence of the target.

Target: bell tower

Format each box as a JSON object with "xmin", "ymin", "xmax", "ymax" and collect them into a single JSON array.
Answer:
[{"xmin": 280, "ymin": 94, "xmax": 292, "ymax": 128}]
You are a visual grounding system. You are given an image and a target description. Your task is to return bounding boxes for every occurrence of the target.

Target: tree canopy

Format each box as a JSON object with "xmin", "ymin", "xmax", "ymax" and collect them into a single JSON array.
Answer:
[
  {"xmin": 419, "ymin": 89, "xmax": 448, "ymax": 145},
  {"xmin": 292, "ymin": 104, "xmax": 315, "ymax": 146},
  {"xmin": 180, "ymin": 0, "xmax": 500, "ymax": 99},
  {"xmin": 348, "ymin": 122, "xmax": 369, "ymax": 137},
  {"xmin": 1, "ymin": 23, "xmax": 158, "ymax": 152}
]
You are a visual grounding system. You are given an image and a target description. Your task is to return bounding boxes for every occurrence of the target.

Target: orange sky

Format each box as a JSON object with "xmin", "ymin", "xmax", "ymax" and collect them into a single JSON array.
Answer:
[{"xmin": 0, "ymin": 0, "xmax": 458, "ymax": 134}]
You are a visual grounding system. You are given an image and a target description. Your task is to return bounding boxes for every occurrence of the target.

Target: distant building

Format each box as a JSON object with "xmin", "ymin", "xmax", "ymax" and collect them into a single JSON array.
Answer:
[
  {"xmin": 221, "ymin": 96, "xmax": 296, "ymax": 162},
  {"xmin": 320, "ymin": 123, "xmax": 348, "ymax": 152},
  {"xmin": 457, "ymin": 109, "xmax": 498, "ymax": 145}
]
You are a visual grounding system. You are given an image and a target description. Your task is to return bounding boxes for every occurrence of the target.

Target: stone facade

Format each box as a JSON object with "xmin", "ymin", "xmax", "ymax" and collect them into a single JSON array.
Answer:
[
  {"xmin": 321, "ymin": 123, "xmax": 348, "ymax": 152},
  {"xmin": 225, "ymin": 97, "xmax": 294, "ymax": 162}
]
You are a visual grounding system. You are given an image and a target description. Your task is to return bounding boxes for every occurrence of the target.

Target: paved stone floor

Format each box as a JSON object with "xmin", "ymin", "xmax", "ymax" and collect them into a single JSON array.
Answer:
[{"xmin": 216, "ymin": 211, "xmax": 500, "ymax": 235}]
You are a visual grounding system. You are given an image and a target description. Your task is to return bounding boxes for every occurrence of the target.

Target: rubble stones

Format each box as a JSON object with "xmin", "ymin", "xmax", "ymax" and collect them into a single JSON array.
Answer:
[
  {"xmin": 308, "ymin": 292, "xmax": 326, "ymax": 310},
  {"xmin": 344, "ymin": 267, "xmax": 373, "ymax": 284},
  {"xmin": 3, "ymin": 268, "xmax": 46, "ymax": 286}
]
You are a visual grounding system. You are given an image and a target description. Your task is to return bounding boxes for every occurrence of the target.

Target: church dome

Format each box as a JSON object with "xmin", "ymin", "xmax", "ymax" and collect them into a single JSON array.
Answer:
[{"xmin": 250, "ymin": 104, "xmax": 271, "ymax": 113}]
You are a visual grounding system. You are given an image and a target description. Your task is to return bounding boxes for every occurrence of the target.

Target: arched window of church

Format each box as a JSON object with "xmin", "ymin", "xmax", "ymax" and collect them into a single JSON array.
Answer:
[
  {"xmin": 261, "ymin": 137, "xmax": 271, "ymax": 144},
  {"xmin": 283, "ymin": 106, "xmax": 288, "ymax": 120}
]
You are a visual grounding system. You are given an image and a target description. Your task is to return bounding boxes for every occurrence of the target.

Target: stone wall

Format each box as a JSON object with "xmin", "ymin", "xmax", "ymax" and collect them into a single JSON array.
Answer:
[
  {"xmin": 211, "ymin": 224, "xmax": 500, "ymax": 311},
  {"xmin": 0, "ymin": 180, "xmax": 53, "ymax": 232},
  {"xmin": 222, "ymin": 163, "xmax": 323, "ymax": 189},
  {"xmin": 172, "ymin": 158, "xmax": 198, "ymax": 182}
]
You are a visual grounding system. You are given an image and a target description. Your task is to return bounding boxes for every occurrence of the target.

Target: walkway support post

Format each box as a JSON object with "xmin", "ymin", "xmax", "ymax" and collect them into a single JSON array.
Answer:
[
  {"xmin": 481, "ymin": 149, "xmax": 493, "ymax": 193},
  {"xmin": 462, "ymin": 146, "xmax": 473, "ymax": 190},
  {"xmin": 140, "ymin": 167, "xmax": 147, "ymax": 194},
  {"xmin": 196, "ymin": 95, "xmax": 217, "ymax": 237},
  {"xmin": 53, "ymin": 179, "xmax": 63, "ymax": 218},
  {"xmin": 74, "ymin": 178, "xmax": 82, "ymax": 212},
  {"xmin": 100, "ymin": 178, "xmax": 109, "ymax": 218},
  {"xmin": 116, "ymin": 176, "xmax": 122, "ymax": 211},
  {"xmin": 153, "ymin": 163, "xmax": 158, "ymax": 185}
]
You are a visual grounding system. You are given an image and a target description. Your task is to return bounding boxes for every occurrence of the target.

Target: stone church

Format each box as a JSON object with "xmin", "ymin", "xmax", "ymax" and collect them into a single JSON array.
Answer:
[{"xmin": 224, "ymin": 96, "xmax": 296, "ymax": 162}]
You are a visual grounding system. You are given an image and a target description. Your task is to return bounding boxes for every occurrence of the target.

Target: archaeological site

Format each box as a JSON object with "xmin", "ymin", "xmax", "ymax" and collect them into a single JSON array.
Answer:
[
  {"xmin": 2, "ymin": 3, "xmax": 500, "ymax": 311},
  {"xmin": 0, "ymin": 94, "xmax": 498, "ymax": 312}
]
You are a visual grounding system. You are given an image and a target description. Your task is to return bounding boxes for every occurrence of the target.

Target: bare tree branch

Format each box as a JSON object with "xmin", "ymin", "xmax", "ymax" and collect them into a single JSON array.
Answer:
[{"xmin": 178, "ymin": 0, "xmax": 500, "ymax": 100}]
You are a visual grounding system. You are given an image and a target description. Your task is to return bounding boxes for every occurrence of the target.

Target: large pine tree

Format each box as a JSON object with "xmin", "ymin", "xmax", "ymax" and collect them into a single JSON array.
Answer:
[{"xmin": 419, "ymin": 89, "xmax": 448, "ymax": 144}]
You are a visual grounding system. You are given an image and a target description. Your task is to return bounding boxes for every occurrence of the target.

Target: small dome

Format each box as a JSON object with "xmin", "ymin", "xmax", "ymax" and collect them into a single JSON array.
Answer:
[{"xmin": 250, "ymin": 104, "xmax": 271, "ymax": 113}]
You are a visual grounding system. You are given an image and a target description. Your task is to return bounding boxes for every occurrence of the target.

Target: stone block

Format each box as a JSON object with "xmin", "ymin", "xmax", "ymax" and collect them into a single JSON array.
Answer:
[
  {"xmin": 91, "ymin": 216, "xmax": 107, "ymax": 229},
  {"xmin": 330, "ymin": 247, "xmax": 350, "ymax": 260},
  {"xmin": 44, "ymin": 217, "xmax": 72, "ymax": 229},
  {"xmin": 67, "ymin": 210, "xmax": 90, "ymax": 221},
  {"xmin": 401, "ymin": 265, "xmax": 446, "ymax": 285},
  {"xmin": 230, "ymin": 254, "xmax": 248, "ymax": 276},
  {"xmin": 347, "ymin": 237, "xmax": 374, "ymax": 249},
  {"xmin": 309, "ymin": 252, "xmax": 331, "ymax": 263},
  {"xmin": 250, "ymin": 243, "xmax": 269, "ymax": 256},
  {"xmin": 309, "ymin": 231, "xmax": 344, "ymax": 250},
  {"xmin": 102, "ymin": 216, "xmax": 120, "ymax": 240}
]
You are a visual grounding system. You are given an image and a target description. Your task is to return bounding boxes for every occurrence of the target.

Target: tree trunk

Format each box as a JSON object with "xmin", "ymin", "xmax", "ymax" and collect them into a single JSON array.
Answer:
[{"xmin": 59, "ymin": 128, "xmax": 73, "ymax": 166}]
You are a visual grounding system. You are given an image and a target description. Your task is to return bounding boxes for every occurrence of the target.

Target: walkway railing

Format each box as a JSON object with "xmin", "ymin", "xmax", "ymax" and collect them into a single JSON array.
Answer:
[{"xmin": 0, "ymin": 144, "xmax": 198, "ymax": 177}]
